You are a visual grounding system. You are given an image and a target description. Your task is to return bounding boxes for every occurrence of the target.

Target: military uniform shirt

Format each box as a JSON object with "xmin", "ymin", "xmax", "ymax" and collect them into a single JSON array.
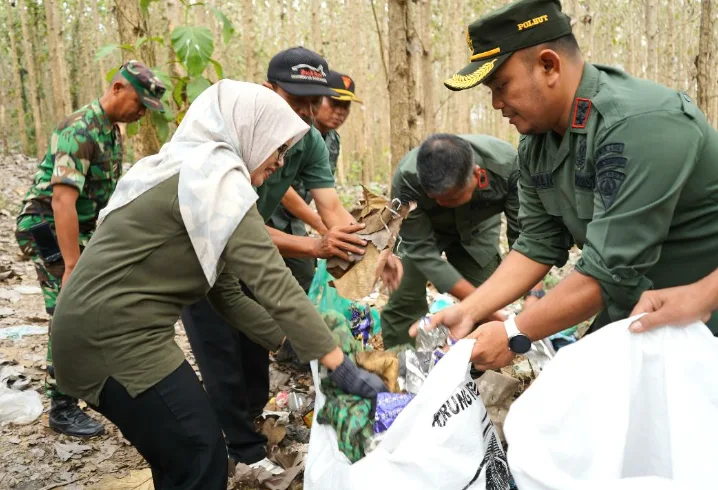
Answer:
[
  {"xmin": 512, "ymin": 63, "xmax": 718, "ymax": 332},
  {"xmin": 19, "ymin": 99, "xmax": 122, "ymax": 231},
  {"xmin": 258, "ymin": 126, "xmax": 335, "ymax": 223},
  {"xmin": 393, "ymin": 134, "xmax": 520, "ymax": 293},
  {"xmin": 269, "ymin": 129, "xmax": 341, "ymax": 234},
  {"xmin": 51, "ymin": 174, "xmax": 337, "ymax": 406}
]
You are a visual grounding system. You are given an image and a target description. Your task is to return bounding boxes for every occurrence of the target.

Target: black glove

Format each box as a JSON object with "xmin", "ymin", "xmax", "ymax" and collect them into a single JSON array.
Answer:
[{"xmin": 329, "ymin": 356, "xmax": 388, "ymax": 399}]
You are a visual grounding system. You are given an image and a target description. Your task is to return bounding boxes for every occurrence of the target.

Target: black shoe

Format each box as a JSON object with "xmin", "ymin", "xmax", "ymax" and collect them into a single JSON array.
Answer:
[{"xmin": 49, "ymin": 395, "xmax": 105, "ymax": 438}]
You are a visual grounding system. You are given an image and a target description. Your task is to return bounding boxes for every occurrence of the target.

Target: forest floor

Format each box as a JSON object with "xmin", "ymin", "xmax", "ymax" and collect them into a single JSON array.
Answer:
[{"xmin": 0, "ymin": 152, "xmax": 582, "ymax": 489}]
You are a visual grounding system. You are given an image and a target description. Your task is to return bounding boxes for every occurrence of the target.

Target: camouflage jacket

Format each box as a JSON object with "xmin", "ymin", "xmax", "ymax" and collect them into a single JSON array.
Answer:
[{"xmin": 18, "ymin": 99, "xmax": 122, "ymax": 231}]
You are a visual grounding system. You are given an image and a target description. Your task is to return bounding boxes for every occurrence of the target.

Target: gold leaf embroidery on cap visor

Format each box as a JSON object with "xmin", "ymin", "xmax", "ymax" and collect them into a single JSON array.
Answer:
[{"xmin": 445, "ymin": 58, "xmax": 497, "ymax": 89}]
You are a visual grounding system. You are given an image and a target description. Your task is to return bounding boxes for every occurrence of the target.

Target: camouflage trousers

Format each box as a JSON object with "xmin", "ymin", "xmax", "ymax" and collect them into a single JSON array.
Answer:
[{"xmin": 15, "ymin": 214, "xmax": 91, "ymax": 399}]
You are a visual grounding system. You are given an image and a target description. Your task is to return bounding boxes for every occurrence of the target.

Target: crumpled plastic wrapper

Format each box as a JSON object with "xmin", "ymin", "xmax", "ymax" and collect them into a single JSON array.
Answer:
[
  {"xmin": 327, "ymin": 186, "xmax": 414, "ymax": 300},
  {"xmin": 374, "ymin": 392, "xmax": 416, "ymax": 433},
  {"xmin": 403, "ymin": 349, "xmax": 432, "ymax": 395},
  {"xmin": 416, "ymin": 315, "xmax": 451, "ymax": 352}
]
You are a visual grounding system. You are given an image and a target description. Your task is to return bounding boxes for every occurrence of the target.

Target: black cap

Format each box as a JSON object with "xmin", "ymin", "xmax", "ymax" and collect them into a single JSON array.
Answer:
[
  {"xmin": 267, "ymin": 47, "xmax": 338, "ymax": 97},
  {"xmin": 444, "ymin": 0, "xmax": 572, "ymax": 91},
  {"xmin": 326, "ymin": 71, "xmax": 363, "ymax": 104}
]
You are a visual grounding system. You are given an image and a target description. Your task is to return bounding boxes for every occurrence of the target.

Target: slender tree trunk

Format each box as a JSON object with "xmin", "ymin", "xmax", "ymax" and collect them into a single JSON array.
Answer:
[
  {"xmin": 311, "ymin": 0, "xmax": 321, "ymax": 52},
  {"xmin": 420, "ymin": 0, "xmax": 434, "ymax": 134},
  {"xmin": 696, "ymin": 0, "xmax": 714, "ymax": 115},
  {"xmin": 6, "ymin": 4, "xmax": 30, "ymax": 154},
  {"xmin": 242, "ymin": 0, "xmax": 257, "ymax": 81},
  {"xmin": 114, "ymin": 0, "xmax": 161, "ymax": 157},
  {"xmin": 644, "ymin": 0, "xmax": 657, "ymax": 80},
  {"xmin": 46, "ymin": 0, "xmax": 74, "ymax": 115},
  {"xmin": 388, "ymin": 0, "xmax": 418, "ymax": 174},
  {"xmin": 18, "ymin": 0, "xmax": 46, "ymax": 158},
  {"xmin": 93, "ymin": 0, "xmax": 109, "ymax": 92},
  {"xmin": 0, "ymin": 62, "xmax": 9, "ymax": 155}
]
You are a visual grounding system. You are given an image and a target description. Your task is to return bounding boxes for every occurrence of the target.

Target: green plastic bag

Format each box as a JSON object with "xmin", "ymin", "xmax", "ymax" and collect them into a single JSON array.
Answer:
[{"xmin": 309, "ymin": 259, "xmax": 381, "ymax": 335}]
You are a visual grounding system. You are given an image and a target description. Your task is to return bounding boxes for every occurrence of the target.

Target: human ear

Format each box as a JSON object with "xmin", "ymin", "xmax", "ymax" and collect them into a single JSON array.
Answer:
[{"xmin": 538, "ymin": 49, "xmax": 561, "ymax": 87}]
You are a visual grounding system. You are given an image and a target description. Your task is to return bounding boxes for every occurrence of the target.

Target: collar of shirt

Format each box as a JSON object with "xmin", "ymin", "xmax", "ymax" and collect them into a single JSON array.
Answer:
[{"xmin": 91, "ymin": 99, "xmax": 116, "ymax": 136}]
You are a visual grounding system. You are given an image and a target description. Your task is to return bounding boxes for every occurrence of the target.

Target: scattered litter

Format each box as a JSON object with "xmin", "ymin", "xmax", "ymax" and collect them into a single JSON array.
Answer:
[
  {"xmin": 275, "ymin": 391, "xmax": 289, "ymax": 409},
  {"xmin": 0, "ymin": 324, "xmax": 48, "ymax": 340},
  {"xmin": 288, "ymin": 392, "xmax": 309, "ymax": 412},
  {"xmin": 0, "ymin": 385, "xmax": 43, "ymax": 425},
  {"xmin": 15, "ymin": 285, "xmax": 42, "ymax": 295}
]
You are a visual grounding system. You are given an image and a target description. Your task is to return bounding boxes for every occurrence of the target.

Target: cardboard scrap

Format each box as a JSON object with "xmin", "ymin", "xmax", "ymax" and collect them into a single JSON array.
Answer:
[{"xmin": 327, "ymin": 186, "xmax": 413, "ymax": 300}]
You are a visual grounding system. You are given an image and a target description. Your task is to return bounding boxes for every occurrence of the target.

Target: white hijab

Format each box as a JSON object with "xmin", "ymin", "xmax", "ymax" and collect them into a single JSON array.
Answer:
[{"xmin": 98, "ymin": 80, "xmax": 309, "ymax": 286}]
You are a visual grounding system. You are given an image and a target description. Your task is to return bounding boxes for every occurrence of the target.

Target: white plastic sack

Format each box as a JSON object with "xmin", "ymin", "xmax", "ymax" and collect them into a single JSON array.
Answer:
[
  {"xmin": 305, "ymin": 339, "xmax": 512, "ymax": 490},
  {"xmin": 505, "ymin": 316, "xmax": 718, "ymax": 490},
  {"xmin": 0, "ymin": 385, "xmax": 43, "ymax": 425}
]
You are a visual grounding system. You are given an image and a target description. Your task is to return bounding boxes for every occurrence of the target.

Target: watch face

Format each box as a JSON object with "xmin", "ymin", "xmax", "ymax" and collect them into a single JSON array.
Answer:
[{"xmin": 509, "ymin": 334, "xmax": 532, "ymax": 354}]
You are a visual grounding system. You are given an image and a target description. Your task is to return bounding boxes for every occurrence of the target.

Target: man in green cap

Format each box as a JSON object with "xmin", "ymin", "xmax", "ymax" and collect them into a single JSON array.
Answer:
[
  {"xmin": 381, "ymin": 133, "xmax": 544, "ymax": 349},
  {"xmin": 272, "ymin": 70, "xmax": 363, "ymax": 284},
  {"xmin": 15, "ymin": 60, "xmax": 166, "ymax": 437},
  {"xmin": 424, "ymin": 0, "xmax": 718, "ymax": 370}
]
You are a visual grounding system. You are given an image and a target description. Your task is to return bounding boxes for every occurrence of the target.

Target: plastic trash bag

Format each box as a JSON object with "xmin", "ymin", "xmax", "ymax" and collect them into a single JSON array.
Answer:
[
  {"xmin": 0, "ymin": 385, "xmax": 43, "ymax": 425},
  {"xmin": 305, "ymin": 340, "xmax": 513, "ymax": 490},
  {"xmin": 505, "ymin": 316, "xmax": 718, "ymax": 490}
]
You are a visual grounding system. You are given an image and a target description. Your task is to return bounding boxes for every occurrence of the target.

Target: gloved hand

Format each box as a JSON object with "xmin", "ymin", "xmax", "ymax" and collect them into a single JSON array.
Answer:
[{"xmin": 329, "ymin": 355, "xmax": 388, "ymax": 399}]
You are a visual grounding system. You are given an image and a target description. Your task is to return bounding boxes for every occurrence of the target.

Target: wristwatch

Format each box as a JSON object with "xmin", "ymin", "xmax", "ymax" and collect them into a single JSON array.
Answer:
[
  {"xmin": 525, "ymin": 289, "xmax": 546, "ymax": 299},
  {"xmin": 504, "ymin": 316, "xmax": 532, "ymax": 354}
]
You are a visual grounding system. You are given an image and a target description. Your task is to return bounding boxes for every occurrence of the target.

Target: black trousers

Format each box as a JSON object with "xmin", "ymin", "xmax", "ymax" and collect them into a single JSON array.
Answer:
[
  {"xmin": 182, "ymin": 295, "xmax": 269, "ymax": 464},
  {"xmin": 96, "ymin": 362, "xmax": 228, "ymax": 490}
]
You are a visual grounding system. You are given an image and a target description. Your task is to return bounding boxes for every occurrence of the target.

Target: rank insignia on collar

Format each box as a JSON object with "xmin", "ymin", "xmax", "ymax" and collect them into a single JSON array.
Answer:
[{"xmin": 572, "ymin": 98, "xmax": 592, "ymax": 129}]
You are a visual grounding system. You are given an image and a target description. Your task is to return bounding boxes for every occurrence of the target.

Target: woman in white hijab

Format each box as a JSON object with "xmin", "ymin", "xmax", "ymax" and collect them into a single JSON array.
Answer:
[{"xmin": 50, "ymin": 81, "xmax": 386, "ymax": 489}]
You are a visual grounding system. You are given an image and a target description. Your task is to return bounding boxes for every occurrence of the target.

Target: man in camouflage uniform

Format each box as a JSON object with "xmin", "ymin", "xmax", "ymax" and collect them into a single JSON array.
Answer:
[
  {"xmin": 15, "ymin": 60, "xmax": 165, "ymax": 437},
  {"xmin": 270, "ymin": 70, "xmax": 362, "ymax": 288}
]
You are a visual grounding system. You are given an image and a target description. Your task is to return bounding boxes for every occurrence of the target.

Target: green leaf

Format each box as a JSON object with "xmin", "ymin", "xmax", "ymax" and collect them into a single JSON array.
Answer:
[
  {"xmin": 150, "ymin": 111, "xmax": 170, "ymax": 142},
  {"xmin": 162, "ymin": 106, "xmax": 176, "ymax": 122},
  {"xmin": 140, "ymin": 0, "xmax": 158, "ymax": 14},
  {"xmin": 186, "ymin": 76, "xmax": 211, "ymax": 103},
  {"xmin": 105, "ymin": 67, "xmax": 119, "ymax": 83},
  {"xmin": 135, "ymin": 36, "xmax": 165, "ymax": 51},
  {"xmin": 126, "ymin": 121, "xmax": 140, "ymax": 137},
  {"xmin": 211, "ymin": 7, "xmax": 235, "ymax": 45},
  {"xmin": 173, "ymin": 78, "xmax": 187, "ymax": 107},
  {"xmin": 209, "ymin": 59, "xmax": 224, "ymax": 80},
  {"xmin": 171, "ymin": 26, "xmax": 214, "ymax": 77},
  {"xmin": 94, "ymin": 44, "xmax": 119, "ymax": 62}
]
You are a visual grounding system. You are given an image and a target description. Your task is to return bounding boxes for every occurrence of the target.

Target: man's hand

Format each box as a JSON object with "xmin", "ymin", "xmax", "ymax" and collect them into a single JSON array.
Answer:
[
  {"xmin": 467, "ymin": 320, "xmax": 516, "ymax": 370},
  {"xmin": 629, "ymin": 284, "xmax": 713, "ymax": 333},
  {"xmin": 312, "ymin": 223, "xmax": 366, "ymax": 261},
  {"xmin": 375, "ymin": 249, "xmax": 403, "ymax": 293},
  {"xmin": 409, "ymin": 303, "xmax": 476, "ymax": 341}
]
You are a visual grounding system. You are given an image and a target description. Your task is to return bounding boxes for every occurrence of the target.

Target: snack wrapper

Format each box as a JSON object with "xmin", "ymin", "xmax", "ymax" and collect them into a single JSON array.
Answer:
[
  {"xmin": 374, "ymin": 392, "xmax": 416, "ymax": 433},
  {"xmin": 416, "ymin": 315, "xmax": 451, "ymax": 352}
]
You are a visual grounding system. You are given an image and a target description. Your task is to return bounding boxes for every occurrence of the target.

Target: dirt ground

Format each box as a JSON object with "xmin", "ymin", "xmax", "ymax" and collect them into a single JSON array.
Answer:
[{"xmin": 0, "ymin": 152, "xmax": 582, "ymax": 489}]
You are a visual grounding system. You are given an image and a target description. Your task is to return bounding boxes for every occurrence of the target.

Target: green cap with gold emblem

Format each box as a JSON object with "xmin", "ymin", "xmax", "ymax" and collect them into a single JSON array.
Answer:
[
  {"xmin": 444, "ymin": 0, "xmax": 572, "ymax": 91},
  {"xmin": 119, "ymin": 60, "xmax": 167, "ymax": 112}
]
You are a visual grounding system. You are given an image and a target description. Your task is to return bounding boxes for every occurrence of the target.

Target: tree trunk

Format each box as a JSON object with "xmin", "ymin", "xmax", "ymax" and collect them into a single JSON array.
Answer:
[
  {"xmin": 696, "ymin": 0, "xmax": 714, "ymax": 115},
  {"xmin": 45, "ymin": 0, "xmax": 74, "ymax": 116},
  {"xmin": 420, "ymin": 0, "xmax": 434, "ymax": 134},
  {"xmin": 241, "ymin": 0, "xmax": 257, "ymax": 81},
  {"xmin": 6, "ymin": 4, "xmax": 30, "ymax": 154},
  {"xmin": 388, "ymin": 0, "xmax": 418, "ymax": 174},
  {"xmin": 311, "ymin": 0, "xmax": 321, "ymax": 52},
  {"xmin": 0, "ymin": 61, "xmax": 9, "ymax": 155},
  {"xmin": 644, "ymin": 0, "xmax": 657, "ymax": 81},
  {"xmin": 18, "ymin": 0, "xmax": 46, "ymax": 158},
  {"xmin": 92, "ymin": 0, "xmax": 110, "ymax": 92},
  {"xmin": 113, "ymin": 0, "xmax": 161, "ymax": 157}
]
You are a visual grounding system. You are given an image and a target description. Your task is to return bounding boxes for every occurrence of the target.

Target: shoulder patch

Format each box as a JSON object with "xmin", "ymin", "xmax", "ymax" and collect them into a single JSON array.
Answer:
[
  {"xmin": 571, "ymin": 98, "xmax": 592, "ymax": 129},
  {"xmin": 530, "ymin": 172, "xmax": 554, "ymax": 190},
  {"xmin": 575, "ymin": 136, "xmax": 587, "ymax": 170},
  {"xmin": 575, "ymin": 172, "xmax": 595, "ymax": 191},
  {"xmin": 597, "ymin": 169, "xmax": 626, "ymax": 210},
  {"xmin": 595, "ymin": 142, "xmax": 624, "ymax": 160},
  {"xmin": 596, "ymin": 156, "xmax": 627, "ymax": 172}
]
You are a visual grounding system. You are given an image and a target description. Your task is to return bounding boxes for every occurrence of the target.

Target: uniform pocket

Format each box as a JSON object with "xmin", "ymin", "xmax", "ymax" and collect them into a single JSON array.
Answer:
[{"xmin": 537, "ymin": 188, "xmax": 562, "ymax": 216}]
